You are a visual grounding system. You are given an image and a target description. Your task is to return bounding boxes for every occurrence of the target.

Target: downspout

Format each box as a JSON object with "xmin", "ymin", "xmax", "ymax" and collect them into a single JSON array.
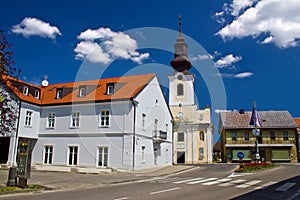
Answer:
[
  {"xmin": 12, "ymin": 100, "xmax": 21, "ymax": 166},
  {"xmin": 131, "ymin": 99, "xmax": 138, "ymax": 170}
]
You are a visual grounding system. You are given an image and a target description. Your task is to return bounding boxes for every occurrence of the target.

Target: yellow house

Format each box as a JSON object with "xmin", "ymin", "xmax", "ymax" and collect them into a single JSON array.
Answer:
[{"xmin": 219, "ymin": 110, "xmax": 298, "ymax": 163}]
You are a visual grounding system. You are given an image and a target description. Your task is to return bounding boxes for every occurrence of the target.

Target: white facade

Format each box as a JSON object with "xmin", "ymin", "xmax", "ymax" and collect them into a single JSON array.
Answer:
[{"xmin": 1, "ymin": 75, "xmax": 173, "ymax": 172}]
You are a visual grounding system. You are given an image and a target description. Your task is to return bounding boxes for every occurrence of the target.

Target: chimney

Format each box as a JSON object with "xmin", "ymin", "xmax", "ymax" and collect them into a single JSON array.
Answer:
[{"xmin": 239, "ymin": 108, "xmax": 245, "ymax": 114}]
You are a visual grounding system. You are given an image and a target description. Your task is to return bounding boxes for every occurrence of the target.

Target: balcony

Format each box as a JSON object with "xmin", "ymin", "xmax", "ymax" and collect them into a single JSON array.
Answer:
[
  {"xmin": 225, "ymin": 138, "xmax": 295, "ymax": 147},
  {"xmin": 153, "ymin": 130, "xmax": 167, "ymax": 143}
]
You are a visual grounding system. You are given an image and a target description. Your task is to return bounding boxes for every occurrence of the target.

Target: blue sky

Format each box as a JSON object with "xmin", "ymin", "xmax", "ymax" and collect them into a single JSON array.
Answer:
[{"xmin": 1, "ymin": 0, "xmax": 300, "ymax": 141}]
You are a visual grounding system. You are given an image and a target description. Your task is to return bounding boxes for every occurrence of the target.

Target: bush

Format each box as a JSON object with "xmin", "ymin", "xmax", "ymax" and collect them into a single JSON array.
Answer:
[{"xmin": 235, "ymin": 162, "xmax": 277, "ymax": 172}]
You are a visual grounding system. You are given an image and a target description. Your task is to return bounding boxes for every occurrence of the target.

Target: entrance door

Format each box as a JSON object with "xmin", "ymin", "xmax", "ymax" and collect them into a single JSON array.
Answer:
[
  {"xmin": 177, "ymin": 152, "xmax": 185, "ymax": 164},
  {"xmin": 0, "ymin": 137, "xmax": 10, "ymax": 164}
]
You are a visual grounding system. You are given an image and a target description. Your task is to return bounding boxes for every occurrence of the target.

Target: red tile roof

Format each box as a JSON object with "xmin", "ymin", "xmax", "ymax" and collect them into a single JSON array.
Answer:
[
  {"xmin": 3, "ymin": 74, "xmax": 156, "ymax": 106},
  {"xmin": 294, "ymin": 118, "xmax": 300, "ymax": 131}
]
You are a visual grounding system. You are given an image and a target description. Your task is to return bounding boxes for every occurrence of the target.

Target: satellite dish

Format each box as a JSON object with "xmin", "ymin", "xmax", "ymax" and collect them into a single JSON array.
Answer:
[
  {"xmin": 42, "ymin": 80, "xmax": 49, "ymax": 87},
  {"xmin": 42, "ymin": 74, "xmax": 49, "ymax": 86}
]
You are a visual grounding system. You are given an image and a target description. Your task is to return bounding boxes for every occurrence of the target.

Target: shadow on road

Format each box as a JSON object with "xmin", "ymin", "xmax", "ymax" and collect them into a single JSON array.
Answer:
[{"xmin": 231, "ymin": 175, "xmax": 300, "ymax": 200}]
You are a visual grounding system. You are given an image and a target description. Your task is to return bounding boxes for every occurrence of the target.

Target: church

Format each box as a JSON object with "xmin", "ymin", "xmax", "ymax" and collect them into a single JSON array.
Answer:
[{"xmin": 169, "ymin": 19, "xmax": 213, "ymax": 164}]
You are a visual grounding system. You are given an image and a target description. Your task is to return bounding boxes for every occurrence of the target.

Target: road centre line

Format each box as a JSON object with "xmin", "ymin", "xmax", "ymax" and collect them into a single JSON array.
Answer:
[
  {"xmin": 114, "ymin": 197, "xmax": 128, "ymax": 200},
  {"xmin": 150, "ymin": 187, "xmax": 181, "ymax": 195}
]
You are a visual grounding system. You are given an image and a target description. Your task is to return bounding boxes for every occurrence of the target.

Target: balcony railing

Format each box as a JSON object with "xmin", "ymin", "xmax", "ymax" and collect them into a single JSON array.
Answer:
[
  {"xmin": 226, "ymin": 139, "xmax": 295, "ymax": 145},
  {"xmin": 153, "ymin": 130, "xmax": 167, "ymax": 141}
]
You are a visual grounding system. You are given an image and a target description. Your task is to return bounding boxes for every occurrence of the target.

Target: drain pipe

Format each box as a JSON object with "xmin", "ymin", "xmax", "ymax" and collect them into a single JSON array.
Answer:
[{"xmin": 131, "ymin": 99, "xmax": 138, "ymax": 171}]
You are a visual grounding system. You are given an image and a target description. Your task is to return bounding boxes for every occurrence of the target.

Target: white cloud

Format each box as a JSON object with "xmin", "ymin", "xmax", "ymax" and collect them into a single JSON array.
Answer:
[
  {"xmin": 215, "ymin": 54, "xmax": 242, "ymax": 68},
  {"xmin": 215, "ymin": 109, "xmax": 238, "ymax": 114},
  {"xmin": 234, "ymin": 72, "xmax": 253, "ymax": 78},
  {"xmin": 190, "ymin": 54, "xmax": 214, "ymax": 61},
  {"xmin": 218, "ymin": 71, "xmax": 253, "ymax": 79},
  {"xmin": 11, "ymin": 17, "xmax": 61, "ymax": 39},
  {"xmin": 75, "ymin": 27, "xmax": 149, "ymax": 64},
  {"xmin": 217, "ymin": 0, "xmax": 300, "ymax": 48}
]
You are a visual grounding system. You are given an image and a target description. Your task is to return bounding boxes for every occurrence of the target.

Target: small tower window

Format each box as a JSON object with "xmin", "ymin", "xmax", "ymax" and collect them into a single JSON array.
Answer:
[
  {"xmin": 177, "ymin": 83, "xmax": 184, "ymax": 96},
  {"xmin": 177, "ymin": 75, "xmax": 183, "ymax": 80},
  {"xmin": 23, "ymin": 86, "xmax": 29, "ymax": 96}
]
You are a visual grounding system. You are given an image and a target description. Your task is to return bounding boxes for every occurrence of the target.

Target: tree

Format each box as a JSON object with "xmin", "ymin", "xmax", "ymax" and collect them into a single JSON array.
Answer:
[{"xmin": 0, "ymin": 29, "xmax": 20, "ymax": 136}]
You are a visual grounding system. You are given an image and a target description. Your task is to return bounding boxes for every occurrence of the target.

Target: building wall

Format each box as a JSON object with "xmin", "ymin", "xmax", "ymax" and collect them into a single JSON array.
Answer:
[{"xmin": 221, "ymin": 129, "xmax": 298, "ymax": 163}]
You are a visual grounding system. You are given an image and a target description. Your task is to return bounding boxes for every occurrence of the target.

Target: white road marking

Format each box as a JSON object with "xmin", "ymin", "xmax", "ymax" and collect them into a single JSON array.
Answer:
[
  {"xmin": 150, "ymin": 187, "xmax": 181, "ymax": 195},
  {"xmin": 236, "ymin": 180, "xmax": 262, "ymax": 188},
  {"xmin": 136, "ymin": 177, "xmax": 164, "ymax": 183},
  {"xmin": 114, "ymin": 197, "xmax": 128, "ymax": 200},
  {"xmin": 254, "ymin": 181, "xmax": 277, "ymax": 190},
  {"xmin": 228, "ymin": 173, "xmax": 252, "ymax": 178},
  {"xmin": 187, "ymin": 178, "xmax": 218, "ymax": 185},
  {"xmin": 275, "ymin": 182, "xmax": 296, "ymax": 192},
  {"xmin": 286, "ymin": 189, "xmax": 300, "ymax": 200},
  {"xmin": 173, "ymin": 177, "xmax": 203, "ymax": 184},
  {"xmin": 218, "ymin": 179, "xmax": 247, "ymax": 187},
  {"xmin": 202, "ymin": 178, "xmax": 232, "ymax": 186}
]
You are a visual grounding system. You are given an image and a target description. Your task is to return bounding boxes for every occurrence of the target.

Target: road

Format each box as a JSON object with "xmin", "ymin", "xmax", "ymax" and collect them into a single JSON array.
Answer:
[{"xmin": 1, "ymin": 164, "xmax": 300, "ymax": 200}]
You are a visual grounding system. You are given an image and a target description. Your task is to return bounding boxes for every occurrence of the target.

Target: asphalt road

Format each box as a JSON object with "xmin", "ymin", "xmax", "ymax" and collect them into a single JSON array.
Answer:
[{"xmin": 1, "ymin": 164, "xmax": 300, "ymax": 200}]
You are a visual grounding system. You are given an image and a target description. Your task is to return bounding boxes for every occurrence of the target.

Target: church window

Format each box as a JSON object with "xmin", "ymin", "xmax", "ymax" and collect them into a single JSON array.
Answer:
[{"xmin": 177, "ymin": 83, "xmax": 184, "ymax": 96}]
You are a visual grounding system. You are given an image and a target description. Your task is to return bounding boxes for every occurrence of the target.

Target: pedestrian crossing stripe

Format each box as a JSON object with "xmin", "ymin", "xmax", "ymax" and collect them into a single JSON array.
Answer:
[
  {"xmin": 254, "ymin": 181, "xmax": 277, "ymax": 190},
  {"xmin": 202, "ymin": 178, "xmax": 232, "ymax": 186},
  {"xmin": 236, "ymin": 180, "xmax": 262, "ymax": 188},
  {"xmin": 187, "ymin": 178, "xmax": 218, "ymax": 185},
  {"xmin": 275, "ymin": 182, "xmax": 296, "ymax": 192},
  {"xmin": 173, "ymin": 177, "xmax": 203, "ymax": 184}
]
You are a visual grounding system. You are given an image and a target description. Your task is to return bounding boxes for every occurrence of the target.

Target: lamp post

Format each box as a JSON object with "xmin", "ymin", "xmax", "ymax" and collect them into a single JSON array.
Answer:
[{"xmin": 250, "ymin": 101, "xmax": 261, "ymax": 163}]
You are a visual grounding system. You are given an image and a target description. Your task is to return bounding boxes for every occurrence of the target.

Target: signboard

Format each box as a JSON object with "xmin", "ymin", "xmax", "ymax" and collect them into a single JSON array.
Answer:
[
  {"xmin": 232, "ymin": 150, "xmax": 251, "ymax": 161},
  {"xmin": 237, "ymin": 152, "xmax": 244, "ymax": 159},
  {"xmin": 17, "ymin": 138, "xmax": 37, "ymax": 179}
]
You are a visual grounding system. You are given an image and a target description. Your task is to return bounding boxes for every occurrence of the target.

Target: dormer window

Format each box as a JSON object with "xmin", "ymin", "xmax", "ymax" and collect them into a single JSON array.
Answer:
[
  {"xmin": 56, "ymin": 89, "xmax": 63, "ymax": 99},
  {"xmin": 35, "ymin": 90, "xmax": 40, "ymax": 99},
  {"xmin": 79, "ymin": 86, "xmax": 86, "ymax": 97},
  {"xmin": 107, "ymin": 84, "xmax": 114, "ymax": 95},
  {"xmin": 23, "ymin": 86, "xmax": 29, "ymax": 96}
]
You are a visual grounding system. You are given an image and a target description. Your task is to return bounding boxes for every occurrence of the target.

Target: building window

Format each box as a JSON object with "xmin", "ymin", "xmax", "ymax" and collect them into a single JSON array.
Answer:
[
  {"xmin": 107, "ymin": 84, "xmax": 114, "ymax": 95},
  {"xmin": 283, "ymin": 131, "xmax": 289, "ymax": 140},
  {"xmin": 200, "ymin": 131, "xmax": 205, "ymax": 141},
  {"xmin": 56, "ymin": 89, "xmax": 63, "ymax": 99},
  {"xmin": 270, "ymin": 132, "xmax": 276, "ymax": 140},
  {"xmin": 141, "ymin": 146, "xmax": 145, "ymax": 162},
  {"xmin": 98, "ymin": 147, "xmax": 108, "ymax": 167},
  {"xmin": 47, "ymin": 113, "xmax": 55, "ymax": 128},
  {"xmin": 177, "ymin": 83, "xmax": 184, "ymax": 96},
  {"xmin": 231, "ymin": 132, "xmax": 237, "ymax": 141},
  {"xmin": 43, "ymin": 145, "xmax": 53, "ymax": 164},
  {"xmin": 244, "ymin": 132, "xmax": 250, "ymax": 141},
  {"xmin": 25, "ymin": 110, "xmax": 33, "ymax": 126},
  {"xmin": 142, "ymin": 113, "xmax": 146, "ymax": 130},
  {"xmin": 178, "ymin": 132, "xmax": 184, "ymax": 142},
  {"xmin": 23, "ymin": 86, "xmax": 29, "ymax": 95},
  {"xmin": 199, "ymin": 147, "xmax": 204, "ymax": 160},
  {"xmin": 100, "ymin": 110, "xmax": 110, "ymax": 127},
  {"xmin": 70, "ymin": 112, "xmax": 80, "ymax": 128},
  {"xmin": 35, "ymin": 90, "xmax": 40, "ymax": 99},
  {"xmin": 79, "ymin": 86, "xmax": 86, "ymax": 97},
  {"xmin": 68, "ymin": 146, "xmax": 78, "ymax": 166}
]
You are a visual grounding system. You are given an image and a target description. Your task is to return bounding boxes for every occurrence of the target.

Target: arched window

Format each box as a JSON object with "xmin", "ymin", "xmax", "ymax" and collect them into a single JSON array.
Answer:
[{"xmin": 177, "ymin": 83, "xmax": 184, "ymax": 96}]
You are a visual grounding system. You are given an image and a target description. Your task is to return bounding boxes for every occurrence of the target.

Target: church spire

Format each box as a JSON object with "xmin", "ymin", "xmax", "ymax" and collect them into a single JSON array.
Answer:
[{"xmin": 170, "ymin": 15, "xmax": 192, "ymax": 72}]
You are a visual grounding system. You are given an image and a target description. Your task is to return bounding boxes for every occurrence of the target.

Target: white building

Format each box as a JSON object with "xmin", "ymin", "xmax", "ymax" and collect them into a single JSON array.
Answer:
[
  {"xmin": 0, "ymin": 74, "xmax": 173, "ymax": 172},
  {"xmin": 169, "ymin": 20, "xmax": 213, "ymax": 164}
]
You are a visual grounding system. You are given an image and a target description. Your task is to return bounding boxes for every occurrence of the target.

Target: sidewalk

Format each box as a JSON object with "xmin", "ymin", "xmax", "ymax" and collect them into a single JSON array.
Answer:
[{"xmin": 0, "ymin": 165, "xmax": 195, "ymax": 191}]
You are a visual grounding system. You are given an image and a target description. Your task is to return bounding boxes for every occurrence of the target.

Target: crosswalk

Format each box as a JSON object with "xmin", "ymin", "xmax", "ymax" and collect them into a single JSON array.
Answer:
[{"xmin": 143, "ymin": 176, "xmax": 297, "ymax": 192}]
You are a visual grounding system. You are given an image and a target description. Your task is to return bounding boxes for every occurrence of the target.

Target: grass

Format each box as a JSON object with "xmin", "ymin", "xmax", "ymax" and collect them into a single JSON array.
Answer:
[
  {"xmin": 235, "ymin": 162, "xmax": 278, "ymax": 173},
  {"xmin": 0, "ymin": 184, "xmax": 47, "ymax": 194}
]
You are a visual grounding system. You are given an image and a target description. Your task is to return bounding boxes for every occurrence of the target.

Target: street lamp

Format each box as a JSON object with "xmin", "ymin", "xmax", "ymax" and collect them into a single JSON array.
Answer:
[{"xmin": 250, "ymin": 101, "xmax": 261, "ymax": 163}]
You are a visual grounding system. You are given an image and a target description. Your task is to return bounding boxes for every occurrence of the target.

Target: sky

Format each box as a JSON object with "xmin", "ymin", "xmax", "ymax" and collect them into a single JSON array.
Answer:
[{"xmin": 1, "ymin": 0, "xmax": 300, "ymax": 142}]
